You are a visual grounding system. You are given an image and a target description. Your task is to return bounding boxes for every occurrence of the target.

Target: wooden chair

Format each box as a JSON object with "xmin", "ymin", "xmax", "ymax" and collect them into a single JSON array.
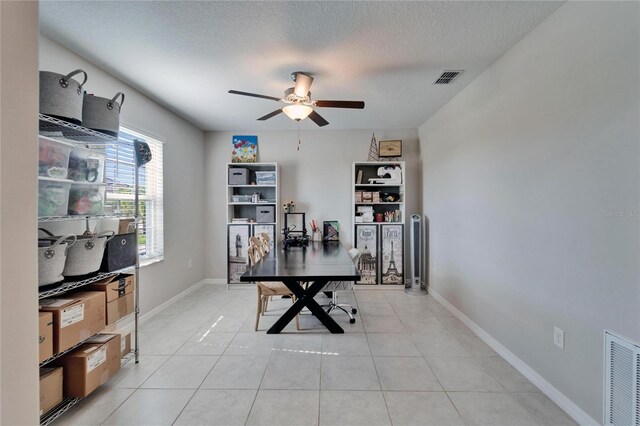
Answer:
[
  {"xmin": 259, "ymin": 232, "xmax": 271, "ymax": 253},
  {"xmin": 248, "ymin": 243, "xmax": 299, "ymax": 331}
]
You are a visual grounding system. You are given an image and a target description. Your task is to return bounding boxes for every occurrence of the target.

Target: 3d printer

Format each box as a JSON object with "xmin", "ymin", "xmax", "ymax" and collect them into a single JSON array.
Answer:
[{"xmin": 283, "ymin": 212, "xmax": 310, "ymax": 249}]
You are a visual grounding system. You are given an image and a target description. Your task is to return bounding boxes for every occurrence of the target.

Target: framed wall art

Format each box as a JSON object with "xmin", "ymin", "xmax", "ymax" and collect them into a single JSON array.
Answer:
[
  {"xmin": 227, "ymin": 224, "xmax": 250, "ymax": 283},
  {"xmin": 231, "ymin": 135, "xmax": 258, "ymax": 163},
  {"xmin": 380, "ymin": 224, "xmax": 404, "ymax": 285},
  {"xmin": 378, "ymin": 140, "xmax": 402, "ymax": 158},
  {"xmin": 354, "ymin": 225, "xmax": 378, "ymax": 284},
  {"xmin": 252, "ymin": 224, "xmax": 276, "ymax": 251}
]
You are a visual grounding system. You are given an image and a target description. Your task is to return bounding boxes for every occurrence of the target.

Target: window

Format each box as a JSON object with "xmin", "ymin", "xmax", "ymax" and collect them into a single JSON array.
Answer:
[{"xmin": 105, "ymin": 126, "xmax": 164, "ymax": 263}]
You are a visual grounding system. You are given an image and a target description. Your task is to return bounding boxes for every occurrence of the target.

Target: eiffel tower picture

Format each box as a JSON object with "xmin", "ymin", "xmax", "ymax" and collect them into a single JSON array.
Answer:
[{"xmin": 382, "ymin": 225, "xmax": 403, "ymax": 284}]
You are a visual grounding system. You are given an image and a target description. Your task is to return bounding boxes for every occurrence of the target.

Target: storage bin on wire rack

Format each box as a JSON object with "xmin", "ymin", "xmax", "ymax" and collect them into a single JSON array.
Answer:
[
  {"xmin": 39, "ymin": 136, "xmax": 73, "ymax": 179},
  {"xmin": 38, "ymin": 178, "xmax": 72, "ymax": 217}
]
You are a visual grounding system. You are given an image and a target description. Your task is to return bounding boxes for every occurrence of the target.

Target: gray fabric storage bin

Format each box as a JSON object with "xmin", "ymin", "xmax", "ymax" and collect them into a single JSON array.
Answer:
[
  {"xmin": 256, "ymin": 206, "xmax": 275, "ymax": 223},
  {"xmin": 228, "ymin": 168, "xmax": 249, "ymax": 185}
]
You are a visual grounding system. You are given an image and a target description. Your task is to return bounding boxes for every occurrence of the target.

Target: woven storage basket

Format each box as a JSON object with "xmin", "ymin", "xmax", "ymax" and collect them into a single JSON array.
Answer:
[
  {"xmin": 38, "ymin": 233, "xmax": 77, "ymax": 286},
  {"xmin": 82, "ymin": 92, "xmax": 124, "ymax": 137},
  {"xmin": 39, "ymin": 69, "xmax": 87, "ymax": 124},
  {"xmin": 39, "ymin": 229, "xmax": 115, "ymax": 277}
]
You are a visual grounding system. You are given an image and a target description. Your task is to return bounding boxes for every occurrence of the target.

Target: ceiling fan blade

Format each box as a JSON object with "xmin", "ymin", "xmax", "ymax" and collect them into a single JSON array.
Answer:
[
  {"xmin": 228, "ymin": 90, "xmax": 281, "ymax": 102},
  {"xmin": 308, "ymin": 110, "xmax": 329, "ymax": 127},
  {"xmin": 293, "ymin": 72, "xmax": 314, "ymax": 98},
  {"xmin": 315, "ymin": 100, "xmax": 365, "ymax": 109},
  {"xmin": 257, "ymin": 109, "xmax": 283, "ymax": 121}
]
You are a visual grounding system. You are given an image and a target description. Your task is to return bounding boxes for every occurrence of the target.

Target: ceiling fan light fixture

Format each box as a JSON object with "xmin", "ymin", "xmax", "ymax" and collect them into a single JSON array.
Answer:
[{"xmin": 282, "ymin": 104, "xmax": 313, "ymax": 121}]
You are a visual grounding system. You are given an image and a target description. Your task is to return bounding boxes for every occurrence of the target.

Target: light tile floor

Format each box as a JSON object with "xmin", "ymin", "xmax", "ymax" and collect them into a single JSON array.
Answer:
[{"xmin": 56, "ymin": 285, "xmax": 577, "ymax": 426}]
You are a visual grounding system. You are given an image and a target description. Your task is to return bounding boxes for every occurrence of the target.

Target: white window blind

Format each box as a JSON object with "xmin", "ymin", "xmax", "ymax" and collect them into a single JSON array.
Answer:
[{"xmin": 105, "ymin": 127, "xmax": 164, "ymax": 262}]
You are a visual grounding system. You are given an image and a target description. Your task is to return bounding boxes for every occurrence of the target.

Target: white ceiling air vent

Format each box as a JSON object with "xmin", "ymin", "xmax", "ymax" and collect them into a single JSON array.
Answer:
[
  {"xmin": 605, "ymin": 331, "xmax": 640, "ymax": 426},
  {"xmin": 433, "ymin": 70, "xmax": 463, "ymax": 85}
]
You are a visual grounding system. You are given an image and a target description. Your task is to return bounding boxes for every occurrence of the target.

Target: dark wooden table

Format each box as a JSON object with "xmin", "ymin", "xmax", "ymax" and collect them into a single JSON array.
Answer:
[{"xmin": 240, "ymin": 241, "xmax": 360, "ymax": 334}]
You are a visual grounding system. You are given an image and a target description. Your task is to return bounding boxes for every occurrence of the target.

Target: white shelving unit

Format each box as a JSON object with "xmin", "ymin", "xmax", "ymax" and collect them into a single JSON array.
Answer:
[
  {"xmin": 38, "ymin": 114, "xmax": 140, "ymax": 426},
  {"xmin": 226, "ymin": 163, "xmax": 279, "ymax": 284},
  {"xmin": 352, "ymin": 161, "xmax": 406, "ymax": 287}
]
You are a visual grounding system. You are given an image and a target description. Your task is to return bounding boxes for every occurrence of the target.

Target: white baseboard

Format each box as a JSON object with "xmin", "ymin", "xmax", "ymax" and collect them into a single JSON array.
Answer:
[
  {"xmin": 204, "ymin": 278, "xmax": 227, "ymax": 285},
  {"xmin": 118, "ymin": 279, "xmax": 209, "ymax": 334},
  {"xmin": 429, "ymin": 287, "xmax": 599, "ymax": 426}
]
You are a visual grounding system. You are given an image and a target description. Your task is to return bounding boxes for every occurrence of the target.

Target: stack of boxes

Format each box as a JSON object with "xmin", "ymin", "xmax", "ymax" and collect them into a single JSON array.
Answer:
[{"xmin": 38, "ymin": 274, "xmax": 135, "ymax": 415}]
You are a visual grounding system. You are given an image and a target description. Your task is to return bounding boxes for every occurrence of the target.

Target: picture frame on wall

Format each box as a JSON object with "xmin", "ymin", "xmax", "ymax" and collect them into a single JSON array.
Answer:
[
  {"xmin": 354, "ymin": 225, "xmax": 378, "ymax": 284},
  {"xmin": 323, "ymin": 221, "xmax": 340, "ymax": 241},
  {"xmin": 378, "ymin": 140, "xmax": 402, "ymax": 158},
  {"xmin": 227, "ymin": 224, "xmax": 250, "ymax": 283},
  {"xmin": 252, "ymin": 224, "xmax": 275, "ymax": 252},
  {"xmin": 380, "ymin": 224, "xmax": 404, "ymax": 285}
]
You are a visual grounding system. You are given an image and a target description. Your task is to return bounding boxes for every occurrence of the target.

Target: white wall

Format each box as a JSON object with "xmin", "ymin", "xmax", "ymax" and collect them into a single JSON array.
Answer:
[
  {"xmin": 0, "ymin": 1, "xmax": 40, "ymax": 423},
  {"xmin": 419, "ymin": 1, "xmax": 639, "ymax": 422},
  {"xmin": 204, "ymin": 129, "xmax": 420, "ymax": 280},
  {"xmin": 39, "ymin": 36, "xmax": 207, "ymax": 314}
]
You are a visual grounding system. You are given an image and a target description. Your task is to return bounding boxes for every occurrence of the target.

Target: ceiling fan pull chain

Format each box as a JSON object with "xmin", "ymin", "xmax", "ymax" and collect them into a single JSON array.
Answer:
[{"xmin": 297, "ymin": 124, "xmax": 301, "ymax": 151}]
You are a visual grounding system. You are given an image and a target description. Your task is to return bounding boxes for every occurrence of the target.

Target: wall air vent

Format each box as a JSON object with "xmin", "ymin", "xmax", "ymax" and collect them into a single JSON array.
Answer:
[
  {"xmin": 433, "ymin": 70, "xmax": 463, "ymax": 85},
  {"xmin": 605, "ymin": 331, "xmax": 640, "ymax": 426}
]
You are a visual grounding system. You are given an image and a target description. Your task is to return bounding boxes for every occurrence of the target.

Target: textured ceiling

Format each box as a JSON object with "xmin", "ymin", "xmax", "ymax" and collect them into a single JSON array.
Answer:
[{"xmin": 39, "ymin": 1, "xmax": 563, "ymax": 131}]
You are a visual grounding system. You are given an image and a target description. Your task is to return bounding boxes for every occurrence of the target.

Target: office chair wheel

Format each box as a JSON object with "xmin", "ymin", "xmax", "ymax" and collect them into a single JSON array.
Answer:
[
  {"xmin": 352, "ymin": 308, "xmax": 357, "ymax": 314},
  {"xmin": 349, "ymin": 318, "xmax": 356, "ymax": 324}
]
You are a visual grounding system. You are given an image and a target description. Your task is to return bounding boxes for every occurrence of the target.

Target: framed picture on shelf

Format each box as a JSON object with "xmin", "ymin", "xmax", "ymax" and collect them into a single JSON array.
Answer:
[
  {"xmin": 323, "ymin": 221, "xmax": 340, "ymax": 241},
  {"xmin": 378, "ymin": 140, "xmax": 402, "ymax": 158},
  {"xmin": 380, "ymin": 224, "xmax": 404, "ymax": 285},
  {"xmin": 252, "ymin": 224, "xmax": 275, "ymax": 251},
  {"xmin": 231, "ymin": 135, "xmax": 258, "ymax": 163},
  {"xmin": 227, "ymin": 224, "xmax": 250, "ymax": 283},
  {"xmin": 354, "ymin": 225, "xmax": 378, "ymax": 284}
]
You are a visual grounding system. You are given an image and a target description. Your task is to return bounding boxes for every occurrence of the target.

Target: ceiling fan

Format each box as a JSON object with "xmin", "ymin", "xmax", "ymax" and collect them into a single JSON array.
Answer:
[{"xmin": 228, "ymin": 72, "xmax": 365, "ymax": 127}]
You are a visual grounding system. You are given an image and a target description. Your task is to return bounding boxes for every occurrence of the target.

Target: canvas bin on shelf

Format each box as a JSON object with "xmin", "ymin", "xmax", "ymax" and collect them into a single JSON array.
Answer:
[
  {"xmin": 228, "ymin": 168, "xmax": 249, "ymax": 185},
  {"xmin": 82, "ymin": 92, "xmax": 125, "ymax": 137},
  {"xmin": 39, "ymin": 69, "xmax": 88, "ymax": 124},
  {"xmin": 100, "ymin": 233, "xmax": 136, "ymax": 272},
  {"xmin": 256, "ymin": 205, "xmax": 275, "ymax": 223},
  {"xmin": 39, "ymin": 229, "xmax": 115, "ymax": 277},
  {"xmin": 38, "ymin": 232, "xmax": 77, "ymax": 287}
]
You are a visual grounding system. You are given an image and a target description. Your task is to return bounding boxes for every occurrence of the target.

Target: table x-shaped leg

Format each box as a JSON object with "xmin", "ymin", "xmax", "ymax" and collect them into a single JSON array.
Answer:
[{"xmin": 267, "ymin": 278, "xmax": 344, "ymax": 334}]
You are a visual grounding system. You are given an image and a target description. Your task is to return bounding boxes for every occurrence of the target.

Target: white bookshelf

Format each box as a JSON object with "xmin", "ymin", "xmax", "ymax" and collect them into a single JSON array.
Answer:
[
  {"xmin": 226, "ymin": 163, "xmax": 279, "ymax": 284},
  {"xmin": 352, "ymin": 161, "xmax": 406, "ymax": 286}
]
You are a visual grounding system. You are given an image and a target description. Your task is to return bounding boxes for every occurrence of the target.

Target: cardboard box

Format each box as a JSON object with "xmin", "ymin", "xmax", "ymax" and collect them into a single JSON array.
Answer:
[
  {"xmin": 86, "ymin": 274, "xmax": 135, "ymax": 303},
  {"xmin": 39, "ymin": 312, "xmax": 54, "ymax": 363},
  {"xmin": 40, "ymin": 292, "xmax": 106, "ymax": 354},
  {"xmin": 105, "ymin": 330, "xmax": 132, "ymax": 357},
  {"xmin": 40, "ymin": 367, "xmax": 63, "ymax": 416},
  {"xmin": 106, "ymin": 292, "xmax": 134, "ymax": 325},
  {"xmin": 118, "ymin": 218, "xmax": 135, "ymax": 235},
  {"xmin": 55, "ymin": 334, "xmax": 120, "ymax": 397}
]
